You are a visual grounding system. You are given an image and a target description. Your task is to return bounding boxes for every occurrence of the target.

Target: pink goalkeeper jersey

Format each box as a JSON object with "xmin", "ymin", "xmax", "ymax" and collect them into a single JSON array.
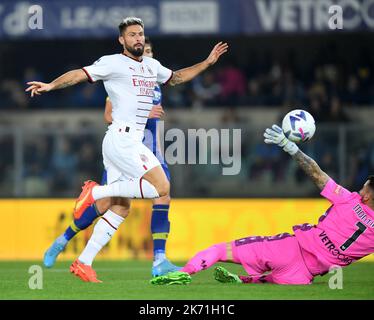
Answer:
[{"xmin": 294, "ymin": 178, "xmax": 374, "ymax": 276}]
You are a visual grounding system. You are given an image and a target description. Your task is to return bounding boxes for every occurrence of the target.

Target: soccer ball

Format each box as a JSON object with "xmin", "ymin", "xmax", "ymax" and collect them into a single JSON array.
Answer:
[{"xmin": 282, "ymin": 109, "xmax": 316, "ymax": 143}]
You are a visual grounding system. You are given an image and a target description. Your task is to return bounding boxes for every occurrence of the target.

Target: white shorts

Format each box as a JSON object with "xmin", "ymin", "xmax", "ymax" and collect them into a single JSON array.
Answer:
[{"xmin": 102, "ymin": 123, "xmax": 161, "ymax": 184}]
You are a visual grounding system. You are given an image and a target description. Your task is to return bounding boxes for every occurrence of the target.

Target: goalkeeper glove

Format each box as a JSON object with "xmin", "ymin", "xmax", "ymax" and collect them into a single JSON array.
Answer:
[{"xmin": 263, "ymin": 124, "xmax": 299, "ymax": 156}]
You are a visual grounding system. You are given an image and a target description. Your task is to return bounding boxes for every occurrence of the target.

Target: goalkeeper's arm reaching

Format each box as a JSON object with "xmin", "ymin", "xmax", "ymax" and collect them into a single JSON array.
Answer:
[{"xmin": 263, "ymin": 124, "xmax": 330, "ymax": 191}]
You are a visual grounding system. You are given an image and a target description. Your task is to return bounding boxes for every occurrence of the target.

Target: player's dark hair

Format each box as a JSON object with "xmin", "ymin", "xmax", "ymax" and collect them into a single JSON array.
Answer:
[
  {"xmin": 118, "ymin": 17, "xmax": 144, "ymax": 34},
  {"xmin": 145, "ymin": 36, "xmax": 152, "ymax": 48},
  {"xmin": 368, "ymin": 175, "xmax": 374, "ymax": 192}
]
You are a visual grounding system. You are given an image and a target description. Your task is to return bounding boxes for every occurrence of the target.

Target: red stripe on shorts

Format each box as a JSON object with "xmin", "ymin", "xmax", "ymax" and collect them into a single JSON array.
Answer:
[{"xmin": 139, "ymin": 177, "xmax": 144, "ymax": 199}]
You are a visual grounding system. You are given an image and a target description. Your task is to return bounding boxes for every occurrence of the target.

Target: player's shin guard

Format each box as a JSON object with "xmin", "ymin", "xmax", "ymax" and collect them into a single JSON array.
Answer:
[
  {"xmin": 181, "ymin": 243, "xmax": 227, "ymax": 275},
  {"xmin": 78, "ymin": 210, "xmax": 124, "ymax": 265},
  {"xmin": 92, "ymin": 178, "xmax": 159, "ymax": 200},
  {"xmin": 63, "ymin": 204, "xmax": 102, "ymax": 241},
  {"xmin": 151, "ymin": 204, "xmax": 170, "ymax": 263}
]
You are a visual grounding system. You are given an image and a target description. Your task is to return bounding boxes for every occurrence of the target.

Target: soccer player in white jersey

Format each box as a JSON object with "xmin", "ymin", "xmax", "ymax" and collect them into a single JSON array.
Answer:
[
  {"xmin": 26, "ymin": 17, "xmax": 228, "ymax": 282},
  {"xmin": 43, "ymin": 38, "xmax": 180, "ymax": 280}
]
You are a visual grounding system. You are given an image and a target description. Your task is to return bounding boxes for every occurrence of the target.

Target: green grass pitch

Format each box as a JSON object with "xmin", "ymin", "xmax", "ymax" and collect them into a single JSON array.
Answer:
[{"xmin": 0, "ymin": 261, "xmax": 373, "ymax": 300}]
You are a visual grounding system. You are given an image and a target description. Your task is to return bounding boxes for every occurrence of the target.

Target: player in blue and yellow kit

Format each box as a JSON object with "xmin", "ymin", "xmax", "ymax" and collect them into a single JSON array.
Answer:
[{"xmin": 44, "ymin": 37, "xmax": 180, "ymax": 277}]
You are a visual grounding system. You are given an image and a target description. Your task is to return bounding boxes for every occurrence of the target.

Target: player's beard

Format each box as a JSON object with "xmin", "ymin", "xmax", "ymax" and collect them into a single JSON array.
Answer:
[{"xmin": 126, "ymin": 43, "xmax": 144, "ymax": 57}]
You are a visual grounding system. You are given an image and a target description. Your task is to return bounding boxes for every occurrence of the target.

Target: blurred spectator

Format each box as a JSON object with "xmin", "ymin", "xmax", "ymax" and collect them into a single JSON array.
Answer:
[
  {"xmin": 326, "ymin": 97, "xmax": 351, "ymax": 123},
  {"xmin": 68, "ymin": 83, "xmax": 106, "ymax": 108},
  {"xmin": 246, "ymin": 78, "xmax": 264, "ymax": 105},
  {"xmin": 0, "ymin": 49, "xmax": 372, "ymax": 110},
  {"xmin": 217, "ymin": 64, "xmax": 247, "ymax": 106},
  {"xmin": 191, "ymin": 72, "xmax": 221, "ymax": 108},
  {"xmin": 24, "ymin": 163, "xmax": 50, "ymax": 197},
  {"xmin": 50, "ymin": 137, "xmax": 78, "ymax": 194},
  {"xmin": 308, "ymin": 97, "xmax": 328, "ymax": 123},
  {"xmin": 162, "ymin": 83, "xmax": 189, "ymax": 108},
  {"xmin": 345, "ymin": 75, "xmax": 361, "ymax": 105},
  {"xmin": 77, "ymin": 141, "xmax": 102, "ymax": 182},
  {"xmin": 24, "ymin": 137, "xmax": 51, "ymax": 174},
  {"xmin": 0, "ymin": 79, "xmax": 28, "ymax": 109},
  {"xmin": 248, "ymin": 143, "xmax": 284, "ymax": 183},
  {"xmin": 0, "ymin": 135, "xmax": 13, "ymax": 185},
  {"xmin": 282, "ymin": 70, "xmax": 306, "ymax": 105}
]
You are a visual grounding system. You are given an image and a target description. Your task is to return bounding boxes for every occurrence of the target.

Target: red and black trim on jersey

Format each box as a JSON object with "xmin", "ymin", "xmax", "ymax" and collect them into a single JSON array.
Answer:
[
  {"xmin": 163, "ymin": 70, "xmax": 173, "ymax": 86},
  {"xmin": 82, "ymin": 67, "xmax": 94, "ymax": 83}
]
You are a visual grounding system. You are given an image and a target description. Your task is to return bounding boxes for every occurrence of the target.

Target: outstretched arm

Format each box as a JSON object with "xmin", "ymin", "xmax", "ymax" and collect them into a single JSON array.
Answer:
[
  {"xmin": 25, "ymin": 69, "xmax": 88, "ymax": 97},
  {"xmin": 168, "ymin": 42, "xmax": 228, "ymax": 86},
  {"xmin": 292, "ymin": 150, "xmax": 330, "ymax": 190},
  {"xmin": 264, "ymin": 124, "xmax": 330, "ymax": 191}
]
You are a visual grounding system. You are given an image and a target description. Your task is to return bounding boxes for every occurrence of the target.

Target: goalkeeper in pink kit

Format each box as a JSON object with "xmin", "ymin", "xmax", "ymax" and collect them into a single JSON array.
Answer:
[{"xmin": 151, "ymin": 124, "xmax": 374, "ymax": 285}]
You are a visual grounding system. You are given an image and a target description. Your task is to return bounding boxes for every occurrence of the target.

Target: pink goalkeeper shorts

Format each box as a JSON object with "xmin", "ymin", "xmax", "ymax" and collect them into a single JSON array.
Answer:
[{"xmin": 231, "ymin": 233, "xmax": 314, "ymax": 285}]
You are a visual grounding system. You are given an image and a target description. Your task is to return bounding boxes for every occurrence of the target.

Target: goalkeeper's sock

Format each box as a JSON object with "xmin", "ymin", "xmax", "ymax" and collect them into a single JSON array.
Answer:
[
  {"xmin": 92, "ymin": 178, "xmax": 159, "ymax": 200},
  {"xmin": 63, "ymin": 204, "xmax": 102, "ymax": 241},
  {"xmin": 78, "ymin": 210, "xmax": 124, "ymax": 266},
  {"xmin": 181, "ymin": 243, "xmax": 227, "ymax": 275},
  {"xmin": 151, "ymin": 204, "xmax": 170, "ymax": 266}
]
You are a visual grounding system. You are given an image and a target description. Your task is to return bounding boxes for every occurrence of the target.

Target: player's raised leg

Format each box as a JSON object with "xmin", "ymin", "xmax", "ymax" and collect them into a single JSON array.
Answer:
[{"xmin": 73, "ymin": 160, "xmax": 169, "ymax": 219}]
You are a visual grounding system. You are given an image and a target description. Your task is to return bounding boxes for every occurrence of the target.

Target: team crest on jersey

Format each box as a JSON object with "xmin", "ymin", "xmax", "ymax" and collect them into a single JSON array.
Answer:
[
  {"xmin": 140, "ymin": 154, "xmax": 148, "ymax": 163},
  {"xmin": 140, "ymin": 66, "xmax": 144, "ymax": 73}
]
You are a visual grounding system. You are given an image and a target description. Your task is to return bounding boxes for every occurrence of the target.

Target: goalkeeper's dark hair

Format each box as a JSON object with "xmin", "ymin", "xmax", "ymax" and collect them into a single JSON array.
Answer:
[
  {"xmin": 368, "ymin": 175, "xmax": 374, "ymax": 192},
  {"xmin": 118, "ymin": 17, "xmax": 144, "ymax": 34}
]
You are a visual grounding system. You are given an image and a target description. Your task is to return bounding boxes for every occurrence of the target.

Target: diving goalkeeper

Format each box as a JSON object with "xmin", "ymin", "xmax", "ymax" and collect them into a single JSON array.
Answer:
[{"xmin": 151, "ymin": 125, "xmax": 374, "ymax": 285}]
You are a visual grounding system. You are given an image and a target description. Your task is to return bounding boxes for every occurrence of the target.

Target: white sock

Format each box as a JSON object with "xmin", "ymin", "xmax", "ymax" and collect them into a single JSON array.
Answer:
[
  {"xmin": 92, "ymin": 178, "xmax": 159, "ymax": 200},
  {"xmin": 78, "ymin": 210, "xmax": 124, "ymax": 265}
]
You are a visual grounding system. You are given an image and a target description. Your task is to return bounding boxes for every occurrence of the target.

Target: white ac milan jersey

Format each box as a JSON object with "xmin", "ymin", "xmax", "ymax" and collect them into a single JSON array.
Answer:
[{"xmin": 83, "ymin": 53, "xmax": 172, "ymax": 134}]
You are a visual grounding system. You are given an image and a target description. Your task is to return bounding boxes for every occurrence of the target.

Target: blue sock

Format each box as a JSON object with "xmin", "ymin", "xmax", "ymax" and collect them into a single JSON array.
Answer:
[
  {"xmin": 63, "ymin": 204, "xmax": 102, "ymax": 241},
  {"xmin": 151, "ymin": 204, "xmax": 170, "ymax": 260},
  {"xmin": 63, "ymin": 226, "xmax": 77, "ymax": 241}
]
